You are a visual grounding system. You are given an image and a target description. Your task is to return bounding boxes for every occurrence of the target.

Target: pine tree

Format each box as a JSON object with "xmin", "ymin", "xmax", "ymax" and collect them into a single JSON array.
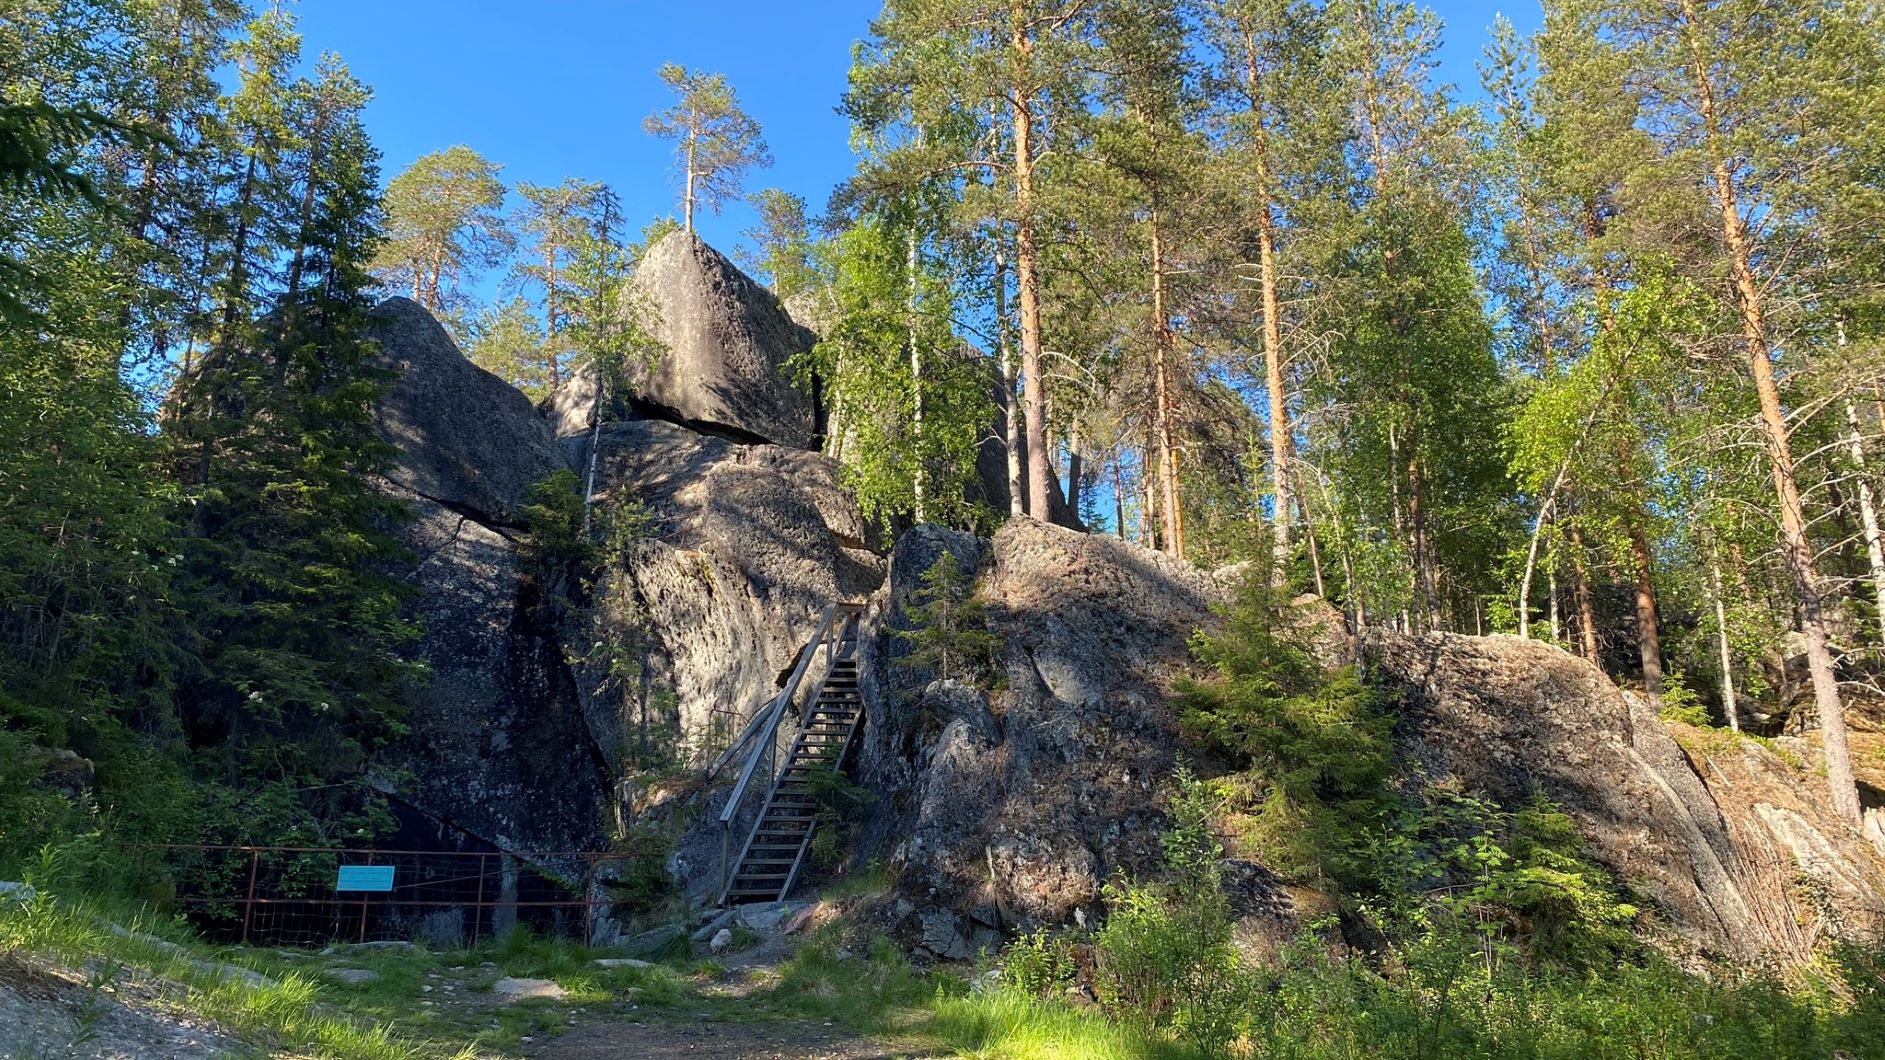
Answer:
[
  {"xmin": 739, "ymin": 187, "xmax": 815, "ymax": 299},
  {"xmin": 370, "ymin": 144, "xmax": 512, "ymax": 322},
  {"xmin": 849, "ymin": 0, "xmax": 1102, "ymax": 523},
  {"xmin": 1539, "ymin": 0, "xmax": 1885, "ymax": 823},
  {"xmin": 641, "ymin": 64, "xmax": 771, "ymax": 233},
  {"xmin": 467, "ymin": 296, "xmax": 549, "ymax": 397},
  {"xmin": 512, "ymin": 177, "xmax": 607, "ymax": 388}
]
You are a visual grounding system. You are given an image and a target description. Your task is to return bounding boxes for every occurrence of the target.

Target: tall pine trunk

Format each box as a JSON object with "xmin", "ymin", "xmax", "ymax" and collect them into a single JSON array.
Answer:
[
  {"xmin": 1149, "ymin": 205, "xmax": 1184, "ymax": 558},
  {"xmin": 1242, "ymin": 31, "xmax": 1294, "ymax": 583},
  {"xmin": 1681, "ymin": 0, "xmax": 1859, "ymax": 823},
  {"xmin": 1011, "ymin": 6, "xmax": 1054, "ymax": 522}
]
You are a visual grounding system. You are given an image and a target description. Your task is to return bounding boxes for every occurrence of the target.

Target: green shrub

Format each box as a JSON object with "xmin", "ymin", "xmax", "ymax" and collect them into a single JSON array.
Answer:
[
  {"xmin": 1003, "ymin": 928, "xmax": 1078, "ymax": 998},
  {"xmin": 1092, "ymin": 768, "xmax": 1249, "ymax": 1054},
  {"xmin": 1178, "ymin": 576, "xmax": 1392, "ymax": 884},
  {"xmin": 802, "ymin": 763, "xmax": 874, "ymax": 870},
  {"xmin": 892, "ymin": 549, "xmax": 1000, "ymax": 683},
  {"xmin": 1657, "ymin": 671, "xmax": 1713, "ymax": 727}
]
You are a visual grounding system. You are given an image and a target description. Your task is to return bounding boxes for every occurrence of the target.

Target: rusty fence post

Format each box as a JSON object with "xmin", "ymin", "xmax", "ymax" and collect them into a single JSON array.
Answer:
[
  {"xmin": 581, "ymin": 856, "xmax": 597, "ymax": 946},
  {"xmin": 472, "ymin": 852, "xmax": 487, "ymax": 947},
  {"xmin": 240, "ymin": 849, "xmax": 260, "ymax": 944},
  {"xmin": 357, "ymin": 850, "xmax": 373, "ymax": 943}
]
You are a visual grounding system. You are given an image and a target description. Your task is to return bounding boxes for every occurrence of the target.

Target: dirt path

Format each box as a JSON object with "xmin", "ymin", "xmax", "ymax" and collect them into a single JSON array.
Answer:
[{"xmin": 523, "ymin": 1018, "xmax": 926, "ymax": 1059}]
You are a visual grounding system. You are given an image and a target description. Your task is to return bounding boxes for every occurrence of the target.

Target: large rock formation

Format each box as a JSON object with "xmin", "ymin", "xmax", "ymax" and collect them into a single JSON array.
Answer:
[
  {"xmin": 620, "ymin": 230, "xmax": 820, "ymax": 448},
  {"xmin": 851, "ymin": 520, "xmax": 1219, "ymax": 953},
  {"xmin": 841, "ymin": 522, "xmax": 1883, "ymax": 966},
  {"xmin": 573, "ymin": 417, "xmax": 883, "ymax": 757},
  {"xmin": 365, "ymin": 263, "xmax": 879, "ymax": 854},
  {"xmin": 1365, "ymin": 629, "xmax": 1885, "ymax": 965},
  {"xmin": 367, "ymin": 298, "xmax": 608, "ymax": 852},
  {"xmin": 369, "ymin": 297, "xmax": 561, "ymax": 527},
  {"xmin": 360, "ymin": 247, "xmax": 1881, "ymax": 970}
]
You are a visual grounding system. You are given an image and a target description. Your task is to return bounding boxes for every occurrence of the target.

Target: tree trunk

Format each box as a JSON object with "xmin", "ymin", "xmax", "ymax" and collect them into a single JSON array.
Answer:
[
  {"xmin": 908, "ymin": 223, "xmax": 925, "ymax": 524},
  {"xmin": 1140, "ymin": 437, "xmax": 1158, "ymax": 550},
  {"xmin": 284, "ymin": 105, "xmax": 331, "ymax": 314},
  {"xmin": 1569, "ymin": 524, "xmax": 1601, "ymax": 663},
  {"xmin": 545, "ymin": 244, "xmax": 561, "ymax": 390},
  {"xmin": 1011, "ymin": 8, "xmax": 1053, "ymax": 522},
  {"xmin": 1681, "ymin": 0, "xmax": 1859, "ymax": 823},
  {"xmin": 1709, "ymin": 547, "xmax": 1740, "ymax": 733},
  {"xmin": 1408, "ymin": 449, "xmax": 1434, "ymax": 630},
  {"xmin": 1843, "ymin": 393, "xmax": 1885, "ymax": 651},
  {"xmin": 217, "ymin": 152, "xmax": 260, "ymax": 350},
  {"xmin": 1149, "ymin": 205, "xmax": 1184, "ymax": 559},
  {"xmin": 1111, "ymin": 454, "xmax": 1126, "ymax": 539},
  {"xmin": 1548, "ymin": 568, "xmax": 1562, "ymax": 643},
  {"xmin": 683, "ymin": 136, "xmax": 697, "ymax": 233},
  {"xmin": 1296, "ymin": 494, "xmax": 1327, "ymax": 598},
  {"xmin": 1243, "ymin": 31, "xmax": 1294, "ymax": 584},
  {"xmin": 996, "ymin": 246, "xmax": 1023, "ymax": 517},
  {"xmin": 1628, "ymin": 521, "xmax": 1664, "ymax": 695},
  {"xmin": 1065, "ymin": 417, "xmax": 1083, "ymax": 517}
]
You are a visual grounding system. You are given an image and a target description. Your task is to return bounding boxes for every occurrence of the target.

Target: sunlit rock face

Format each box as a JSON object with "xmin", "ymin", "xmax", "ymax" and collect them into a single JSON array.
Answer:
[
  {"xmin": 364, "ymin": 252, "xmax": 880, "ymax": 856},
  {"xmin": 1366, "ymin": 627, "xmax": 1885, "ymax": 965},
  {"xmin": 841, "ymin": 521, "xmax": 1882, "ymax": 966},
  {"xmin": 621, "ymin": 229, "xmax": 820, "ymax": 448},
  {"xmin": 366, "ymin": 297, "xmax": 607, "ymax": 853}
]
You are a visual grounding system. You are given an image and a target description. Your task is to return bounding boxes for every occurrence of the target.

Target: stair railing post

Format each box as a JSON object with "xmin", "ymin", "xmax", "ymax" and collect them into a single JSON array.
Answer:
[{"xmin": 718, "ymin": 823, "xmax": 729, "ymax": 908}]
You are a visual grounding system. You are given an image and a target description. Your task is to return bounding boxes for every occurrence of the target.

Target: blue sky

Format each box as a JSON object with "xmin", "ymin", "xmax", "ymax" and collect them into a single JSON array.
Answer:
[{"xmin": 293, "ymin": 0, "xmax": 1544, "ymax": 275}]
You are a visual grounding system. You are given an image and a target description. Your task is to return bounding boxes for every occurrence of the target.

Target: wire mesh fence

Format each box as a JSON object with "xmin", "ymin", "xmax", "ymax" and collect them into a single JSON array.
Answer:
[{"xmin": 125, "ymin": 844, "xmax": 651, "ymax": 948}]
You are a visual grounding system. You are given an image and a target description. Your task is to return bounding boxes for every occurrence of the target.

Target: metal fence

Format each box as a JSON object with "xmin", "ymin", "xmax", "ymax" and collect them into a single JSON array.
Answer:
[{"xmin": 126, "ymin": 844, "xmax": 651, "ymax": 948}]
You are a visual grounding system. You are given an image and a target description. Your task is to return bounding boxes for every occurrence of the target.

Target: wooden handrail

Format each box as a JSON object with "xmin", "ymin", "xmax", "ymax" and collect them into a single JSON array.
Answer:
[
  {"xmin": 716, "ymin": 604, "xmax": 838, "ymax": 821},
  {"xmin": 707, "ymin": 603, "xmax": 839, "ymax": 780},
  {"xmin": 714, "ymin": 601, "xmax": 866, "ymax": 904}
]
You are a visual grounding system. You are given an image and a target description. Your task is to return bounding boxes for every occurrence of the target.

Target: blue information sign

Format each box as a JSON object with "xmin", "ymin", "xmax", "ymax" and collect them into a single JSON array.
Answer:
[{"xmin": 336, "ymin": 865, "xmax": 395, "ymax": 892}]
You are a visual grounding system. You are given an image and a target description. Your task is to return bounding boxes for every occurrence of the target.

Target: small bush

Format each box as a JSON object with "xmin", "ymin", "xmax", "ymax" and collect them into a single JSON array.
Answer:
[
  {"xmin": 801, "ymin": 763, "xmax": 874, "ymax": 870},
  {"xmin": 1657, "ymin": 671, "xmax": 1713, "ymax": 727},
  {"xmin": 1004, "ymin": 928, "xmax": 1078, "ymax": 998},
  {"xmin": 1178, "ymin": 576, "xmax": 1392, "ymax": 884},
  {"xmin": 893, "ymin": 549, "xmax": 999, "ymax": 683},
  {"xmin": 1092, "ymin": 768, "xmax": 1249, "ymax": 1054}
]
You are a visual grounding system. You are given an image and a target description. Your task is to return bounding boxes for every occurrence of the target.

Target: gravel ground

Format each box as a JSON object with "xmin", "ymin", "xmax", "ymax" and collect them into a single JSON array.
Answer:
[{"xmin": 0, "ymin": 955, "xmax": 246, "ymax": 1059}]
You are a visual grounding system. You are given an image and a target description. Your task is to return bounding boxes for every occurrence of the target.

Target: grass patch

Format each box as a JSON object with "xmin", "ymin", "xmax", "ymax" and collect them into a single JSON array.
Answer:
[{"xmin": 929, "ymin": 990, "xmax": 1199, "ymax": 1060}]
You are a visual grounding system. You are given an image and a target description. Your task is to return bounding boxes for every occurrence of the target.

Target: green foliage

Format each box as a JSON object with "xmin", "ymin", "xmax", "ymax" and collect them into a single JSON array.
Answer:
[
  {"xmin": 1657, "ymin": 671, "xmax": 1712, "ymax": 728},
  {"xmin": 369, "ymin": 144, "xmax": 512, "ymax": 318},
  {"xmin": 1093, "ymin": 767, "xmax": 1248, "ymax": 1054},
  {"xmin": 642, "ymin": 64, "xmax": 772, "ymax": 229},
  {"xmin": 1362, "ymin": 788, "xmax": 1639, "ymax": 970},
  {"xmin": 796, "ymin": 216, "xmax": 999, "ymax": 531},
  {"xmin": 892, "ymin": 550, "xmax": 1000, "ymax": 683},
  {"xmin": 1003, "ymin": 927, "xmax": 1079, "ymax": 998},
  {"xmin": 802, "ymin": 763, "xmax": 875, "ymax": 871},
  {"xmin": 740, "ymin": 187, "xmax": 816, "ymax": 299},
  {"xmin": 1178, "ymin": 577, "xmax": 1392, "ymax": 883},
  {"xmin": 517, "ymin": 469, "xmax": 593, "ymax": 570}
]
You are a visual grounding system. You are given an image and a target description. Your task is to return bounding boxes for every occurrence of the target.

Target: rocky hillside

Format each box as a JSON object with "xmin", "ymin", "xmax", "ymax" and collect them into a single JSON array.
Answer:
[
  {"xmin": 836, "ymin": 526, "xmax": 1885, "ymax": 966},
  {"xmin": 362, "ymin": 232, "xmax": 1883, "ymax": 970},
  {"xmin": 368, "ymin": 232, "xmax": 880, "ymax": 854}
]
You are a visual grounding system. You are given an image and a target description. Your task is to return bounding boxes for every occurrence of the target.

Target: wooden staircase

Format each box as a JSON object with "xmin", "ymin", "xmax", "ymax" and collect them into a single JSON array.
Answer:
[{"xmin": 720, "ymin": 611, "xmax": 867, "ymax": 904}]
